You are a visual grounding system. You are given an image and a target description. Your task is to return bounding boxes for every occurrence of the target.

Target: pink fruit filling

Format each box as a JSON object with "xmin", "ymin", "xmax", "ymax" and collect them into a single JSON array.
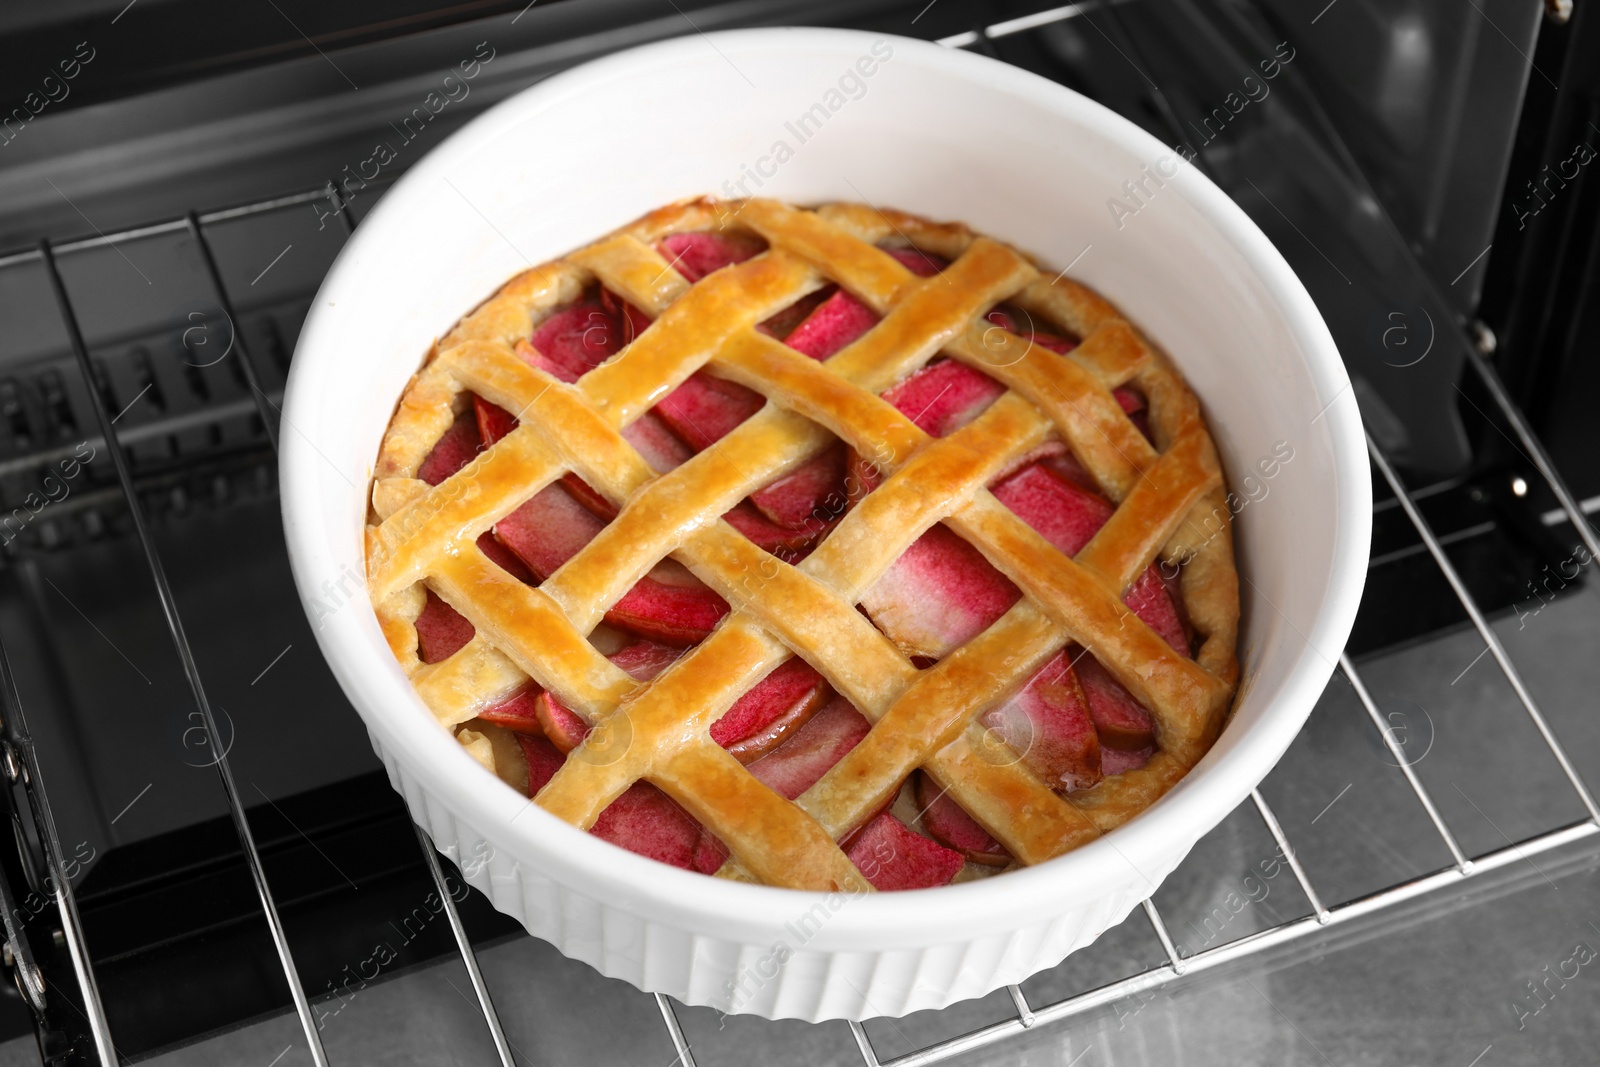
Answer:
[
  {"xmin": 409, "ymin": 239, "xmax": 1193, "ymax": 887},
  {"xmin": 656, "ymin": 231, "xmax": 767, "ymax": 283}
]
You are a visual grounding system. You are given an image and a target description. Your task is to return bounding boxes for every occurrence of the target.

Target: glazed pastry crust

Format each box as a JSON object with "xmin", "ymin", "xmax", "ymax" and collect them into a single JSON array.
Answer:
[{"xmin": 367, "ymin": 198, "xmax": 1239, "ymax": 891}]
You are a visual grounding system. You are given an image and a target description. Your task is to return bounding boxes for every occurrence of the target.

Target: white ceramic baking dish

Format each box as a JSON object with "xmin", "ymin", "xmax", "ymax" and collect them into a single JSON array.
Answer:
[{"xmin": 280, "ymin": 27, "xmax": 1369, "ymax": 1021}]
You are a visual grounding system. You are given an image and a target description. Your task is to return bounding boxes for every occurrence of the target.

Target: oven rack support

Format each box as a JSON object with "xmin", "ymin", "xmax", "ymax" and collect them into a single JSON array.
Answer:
[
  {"xmin": 37, "ymin": 236, "xmax": 331, "ymax": 1067},
  {"xmin": 0, "ymin": 137, "xmax": 1595, "ymax": 1066},
  {"xmin": 0, "ymin": 186, "xmax": 519, "ymax": 1066}
]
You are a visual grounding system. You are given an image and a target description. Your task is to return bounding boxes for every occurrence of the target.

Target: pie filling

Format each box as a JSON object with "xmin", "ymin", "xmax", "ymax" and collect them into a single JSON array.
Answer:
[{"xmin": 396, "ymin": 222, "xmax": 1213, "ymax": 890}]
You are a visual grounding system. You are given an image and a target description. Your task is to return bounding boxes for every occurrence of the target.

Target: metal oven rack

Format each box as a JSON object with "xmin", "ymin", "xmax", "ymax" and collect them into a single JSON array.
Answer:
[{"xmin": 0, "ymin": 5, "xmax": 1595, "ymax": 1065}]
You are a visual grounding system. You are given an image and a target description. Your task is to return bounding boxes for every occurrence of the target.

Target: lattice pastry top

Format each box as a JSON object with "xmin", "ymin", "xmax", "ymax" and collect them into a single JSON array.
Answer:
[{"xmin": 366, "ymin": 197, "xmax": 1239, "ymax": 892}]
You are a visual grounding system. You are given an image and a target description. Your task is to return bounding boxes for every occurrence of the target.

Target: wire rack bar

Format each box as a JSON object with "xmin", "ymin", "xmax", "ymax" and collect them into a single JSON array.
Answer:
[
  {"xmin": 413, "ymin": 824, "xmax": 515, "ymax": 1067},
  {"xmin": 39, "ymin": 238, "xmax": 331, "ymax": 1067},
  {"xmin": 1365, "ymin": 432, "xmax": 1600, "ymax": 823},
  {"xmin": 0, "ymin": 188, "xmax": 334, "ymax": 271},
  {"xmin": 1005, "ymin": 983, "xmax": 1036, "ymax": 1027},
  {"xmin": 655, "ymin": 993, "xmax": 699, "ymax": 1067},
  {"xmin": 1139, "ymin": 898, "xmax": 1187, "ymax": 974},
  {"xmin": 0, "ymin": 392, "xmax": 282, "ymax": 481},
  {"xmin": 186, "ymin": 212, "xmax": 280, "ymax": 451},
  {"xmin": 0, "ymin": 638, "xmax": 117, "ymax": 1065},
  {"xmin": 849, "ymin": 1020, "xmax": 883, "ymax": 1067},
  {"xmin": 866, "ymin": 819, "xmax": 1600, "ymax": 1067},
  {"xmin": 936, "ymin": 0, "xmax": 1107, "ymax": 48},
  {"xmin": 1248, "ymin": 789, "xmax": 1329, "ymax": 922},
  {"xmin": 1338, "ymin": 653, "xmax": 1471, "ymax": 871}
]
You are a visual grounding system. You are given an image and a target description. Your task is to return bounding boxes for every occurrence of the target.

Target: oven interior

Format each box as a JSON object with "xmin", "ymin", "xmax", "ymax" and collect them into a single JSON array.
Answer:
[{"xmin": 0, "ymin": 0, "xmax": 1596, "ymax": 1064}]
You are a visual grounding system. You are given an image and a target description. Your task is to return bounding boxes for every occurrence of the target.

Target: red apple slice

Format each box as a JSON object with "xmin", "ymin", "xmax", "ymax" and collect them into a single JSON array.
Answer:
[
  {"xmin": 519, "ymin": 730, "xmax": 706, "ymax": 869},
  {"xmin": 518, "ymin": 731, "xmax": 568, "ymax": 790},
  {"xmin": 473, "ymin": 394, "xmax": 518, "ymax": 447},
  {"xmin": 476, "ymin": 369, "xmax": 684, "ymax": 521},
  {"xmin": 1112, "ymin": 387, "xmax": 1153, "ymax": 443},
  {"xmin": 1122, "ymin": 566, "xmax": 1190, "ymax": 655},
  {"xmin": 537, "ymin": 638, "xmax": 684, "ymax": 752},
  {"xmin": 844, "ymin": 447, "xmax": 884, "ymax": 502},
  {"xmin": 748, "ymin": 444, "xmax": 850, "ymax": 530},
  {"xmin": 711, "ymin": 657, "xmax": 831, "ymax": 761},
  {"xmin": 540, "ymin": 643, "xmax": 823, "ymax": 763},
  {"xmin": 534, "ymin": 691, "xmax": 589, "ymax": 752},
  {"xmin": 624, "ymin": 411, "xmax": 694, "ymax": 473},
  {"xmin": 885, "ymin": 247, "xmax": 948, "ymax": 277},
  {"xmin": 746, "ymin": 695, "xmax": 872, "ymax": 801},
  {"xmin": 589, "ymin": 781, "xmax": 705, "ymax": 868},
  {"xmin": 524, "ymin": 301, "xmax": 625, "ymax": 382},
  {"xmin": 599, "ymin": 286, "xmax": 652, "ymax": 344},
  {"xmin": 992, "ymin": 462, "xmax": 1189, "ymax": 652},
  {"xmin": 477, "ymin": 531, "xmax": 534, "ymax": 583},
  {"xmin": 723, "ymin": 501, "xmax": 821, "ymax": 554},
  {"xmin": 1038, "ymin": 446, "xmax": 1099, "ymax": 494},
  {"xmin": 477, "ymin": 684, "xmax": 544, "ymax": 732},
  {"xmin": 859, "ymin": 524, "xmax": 1021, "ymax": 660},
  {"xmin": 417, "ymin": 408, "xmax": 483, "ymax": 486},
  {"xmin": 990, "ymin": 463, "xmax": 1178, "ymax": 755},
  {"xmin": 559, "ymin": 476, "xmax": 616, "ymax": 522},
  {"xmin": 1101, "ymin": 743, "xmax": 1155, "ymax": 776},
  {"xmin": 567, "ymin": 413, "xmax": 694, "ymax": 522},
  {"xmin": 882, "ymin": 359, "xmax": 1006, "ymax": 437},
  {"xmin": 691, "ymin": 829, "xmax": 730, "ymax": 874},
  {"xmin": 844, "ymin": 811, "xmax": 964, "ymax": 891},
  {"xmin": 985, "ymin": 306, "xmax": 1077, "ymax": 355},
  {"xmin": 526, "ymin": 712, "xmax": 704, "ymax": 871},
  {"xmin": 991, "ymin": 462, "xmax": 1112, "ymax": 558},
  {"xmin": 759, "ymin": 287, "xmax": 835, "ymax": 340},
  {"xmin": 783, "ymin": 289, "xmax": 880, "ymax": 361},
  {"xmin": 609, "ymin": 638, "xmax": 684, "ymax": 681},
  {"xmin": 613, "ymin": 416, "xmax": 700, "ymax": 517},
  {"xmin": 838, "ymin": 358, "xmax": 1007, "ymax": 504},
  {"xmin": 476, "ymin": 392, "xmax": 613, "ymax": 520},
  {"xmin": 494, "ymin": 482, "xmax": 730, "ymax": 644},
  {"xmin": 1075, "ymin": 654, "xmax": 1156, "ymax": 751},
  {"xmin": 654, "ymin": 372, "xmax": 767, "ymax": 451},
  {"xmin": 495, "ymin": 482, "xmax": 604, "ymax": 580},
  {"xmin": 915, "ymin": 772, "xmax": 1009, "ymax": 866},
  {"xmin": 979, "ymin": 648, "xmax": 1101, "ymax": 792},
  {"xmin": 608, "ymin": 570, "xmax": 730, "ymax": 646},
  {"xmin": 415, "ymin": 589, "xmax": 474, "ymax": 663},
  {"xmin": 656, "ymin": 231, "xmax": 766, "ymax": 282}
]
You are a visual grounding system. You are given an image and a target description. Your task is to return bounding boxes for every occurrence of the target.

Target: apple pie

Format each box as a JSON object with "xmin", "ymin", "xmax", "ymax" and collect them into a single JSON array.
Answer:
[{"xmin": 364, "ymin": 197, "xmax": 1239, "ymax": 892}]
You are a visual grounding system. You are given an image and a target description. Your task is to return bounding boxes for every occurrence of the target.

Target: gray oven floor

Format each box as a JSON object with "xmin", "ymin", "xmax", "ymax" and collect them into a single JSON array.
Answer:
[{"xmin": 5, "ymin": 574, "xmax": 1598, "ymax": 1067}]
